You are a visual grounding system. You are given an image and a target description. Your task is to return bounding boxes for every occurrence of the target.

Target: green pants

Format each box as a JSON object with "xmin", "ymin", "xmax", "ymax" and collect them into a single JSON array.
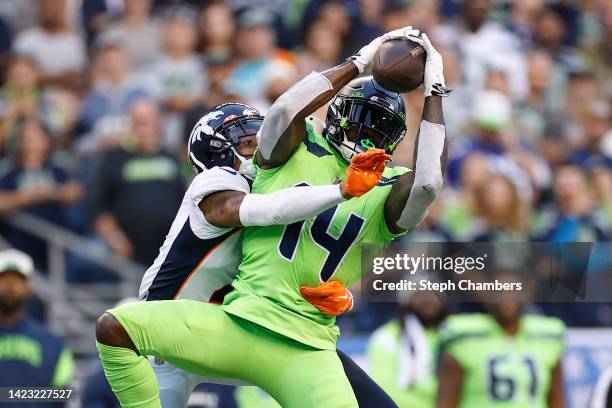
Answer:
[{"xmin": 108, "ymin": 300, "xmax": 357, "ymax": 408}]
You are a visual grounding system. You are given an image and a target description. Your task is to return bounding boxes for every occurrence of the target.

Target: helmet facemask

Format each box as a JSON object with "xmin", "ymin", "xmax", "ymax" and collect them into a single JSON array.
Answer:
[
  {"xmin": 223, "ymin": 116, "xmax": 261, "ymax": 179},
  {"xmin": 223, "ymin": 116, "xmax": 263, "ymax": 158},
  {"xmin": 191, "ymin": 115, "xmax": 263, "ymax": 175},
  {"xmin": 325, "ymin": 96, "xmax": 407, "ymax": 162}
]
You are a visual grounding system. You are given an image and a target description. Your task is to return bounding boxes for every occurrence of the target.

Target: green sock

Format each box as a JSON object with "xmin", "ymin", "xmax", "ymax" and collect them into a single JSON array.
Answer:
[{"xmin": 96, "ymin": 341, "xmax": 161, "ymax": 408}]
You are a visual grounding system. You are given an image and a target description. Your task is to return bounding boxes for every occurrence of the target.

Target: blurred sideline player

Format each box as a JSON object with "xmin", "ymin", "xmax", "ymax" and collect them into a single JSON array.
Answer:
[
  {"xmin": 96, "ymin": 26, "xmax": 450, "ymax": 407},
  {"xmin": 436, "ymin": 275, "xmax": 566, "ymax": 408},
  {"xmin": 136, "ymin": 102, "xmax": 397, "ymax": 407},
  {"xmin": 0, "ymin": 249, "xmax": 74, "ymax": 395},
  {"xmin": 368, "ymin": 287, "xmax": 449, "ymax": 407}
]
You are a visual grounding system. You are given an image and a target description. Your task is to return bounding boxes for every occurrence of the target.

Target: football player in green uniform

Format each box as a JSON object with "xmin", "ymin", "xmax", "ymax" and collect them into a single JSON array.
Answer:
[
  {"xmin": 95, "ymin": 26, "xmax": 451, "ymax": 408},
  {"xmin": 368, "ymin": 289, "xmax": 449, "ymax": 407},
  {"xmin": 436, "ymin": 289, "xmax": 566, "ymax": 408}
]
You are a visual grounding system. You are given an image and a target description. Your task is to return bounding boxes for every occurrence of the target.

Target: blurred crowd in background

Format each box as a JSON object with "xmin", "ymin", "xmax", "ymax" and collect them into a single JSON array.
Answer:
[{"xmin": 0, "ymin": 0, "xmax": 610, "ymax": 324}]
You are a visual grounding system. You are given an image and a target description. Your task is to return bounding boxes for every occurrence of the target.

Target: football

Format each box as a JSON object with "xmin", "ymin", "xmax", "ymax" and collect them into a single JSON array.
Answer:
[{"xmin": 372, "ymin": 39, "xmax": 426, "ymax": 93}]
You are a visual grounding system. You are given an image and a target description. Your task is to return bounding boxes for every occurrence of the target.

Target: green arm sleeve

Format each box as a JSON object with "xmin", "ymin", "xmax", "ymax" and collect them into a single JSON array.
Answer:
[{"xmin": 51, "ymin": 348, "xmax": 75, "ymax": 388}]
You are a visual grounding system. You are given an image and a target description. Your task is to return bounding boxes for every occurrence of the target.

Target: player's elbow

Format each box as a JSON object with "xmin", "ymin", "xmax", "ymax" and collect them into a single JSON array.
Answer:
[
  {"xmin": 267, "ymin": 94, "xmax": 293, "ymax": 124},
  {"xmin": 413, "ymin": 175, "xmax": 443, "ymax": 204}
]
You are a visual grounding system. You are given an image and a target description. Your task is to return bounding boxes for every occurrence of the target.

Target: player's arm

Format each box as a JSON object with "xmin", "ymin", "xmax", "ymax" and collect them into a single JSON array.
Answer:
[
  {"xmin": 202, "ymin": 149, "xmax": 389, "ymax": 228},
  {"xmin": 548, "ymin": 359, "xmax": 565, "ymax": 408},
  {"xmin": 436, "ymin": 352, "xmax": 464, "ymax": 408},
  {"xmin": 254, "ymin": 62, "xmax": 356, "ymax": 170},
  {"xmin": 200, "ymin": 186, "xmax": 344, "ymax": 228},
  {"xmin": 255, "ymin": 27, "xmax": 417, "ymax": 169},
  {"xmin": 384, "ymin": 33, "xmax": 452, "ymax": 233}
]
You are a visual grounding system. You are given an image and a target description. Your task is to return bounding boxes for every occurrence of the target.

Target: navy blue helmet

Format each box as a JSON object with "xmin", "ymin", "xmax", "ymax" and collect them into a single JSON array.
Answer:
[
  {"xmin": 324, "ymin": 77, "xmax": 407, "ymax": 162},
  {"xmin": 187, "ymin": 103, "xmax": 264, "ymax": 173}
]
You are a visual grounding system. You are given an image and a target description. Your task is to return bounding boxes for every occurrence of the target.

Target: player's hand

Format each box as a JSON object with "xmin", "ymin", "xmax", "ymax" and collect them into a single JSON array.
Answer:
[
  {"xmin": 300, "ymin": 281, "xmax": 354, "ymax": 317},
  {"xmin": 406, "ymin": 32, "xmax": 453, "ymax": 97},
  {"xmin": 380, "ymin": 26, "xmax": 420, "ymax": 42},
  {"xmin": 349, "ymin": 26, "xmax": 420, "ymax": 74},
  {"xmin": 341, "ymin": 149, "xmax": 390, "ymax": 198}
]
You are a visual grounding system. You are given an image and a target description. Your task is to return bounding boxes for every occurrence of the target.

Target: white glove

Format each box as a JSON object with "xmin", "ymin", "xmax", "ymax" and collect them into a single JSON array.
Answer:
[
  {"xmin": 349, "ymin": 26, "xmax": 421, "ymax": 74},
  {"xmin": 407, "ymin": 32, "xmax": 453, "ymax": 97}
]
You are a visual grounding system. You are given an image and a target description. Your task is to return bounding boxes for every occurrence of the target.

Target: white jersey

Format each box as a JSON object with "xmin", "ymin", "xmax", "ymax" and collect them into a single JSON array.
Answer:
[{"xmin": 139, "ymin": 166, "xmax": 249, "ymax": 302}]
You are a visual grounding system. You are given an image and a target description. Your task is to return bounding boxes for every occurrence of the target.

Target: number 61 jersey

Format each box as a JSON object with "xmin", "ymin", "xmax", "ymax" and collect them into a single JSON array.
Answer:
[
  {"xmin": 440, "ymin": 313, "xmax": 566, "ymax": 408},
  {"xmin": 222, "ymin": 120, "xmax": 409, "ymax": 351}
]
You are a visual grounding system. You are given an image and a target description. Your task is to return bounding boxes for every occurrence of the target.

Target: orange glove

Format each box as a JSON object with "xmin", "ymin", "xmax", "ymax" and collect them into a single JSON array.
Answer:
[
  {"xmin": 342, "ymin": 149, "xmax": 391, "ymax": 197},
  {"xmin": 300, "ymin": 280, "xmax": 354, "ymax": 317}
]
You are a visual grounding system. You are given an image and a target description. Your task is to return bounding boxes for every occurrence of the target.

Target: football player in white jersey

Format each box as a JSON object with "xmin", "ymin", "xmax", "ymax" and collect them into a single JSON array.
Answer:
[{"xmin": 129, "ymin": 102, "xmax": 398, "ymax": 407}]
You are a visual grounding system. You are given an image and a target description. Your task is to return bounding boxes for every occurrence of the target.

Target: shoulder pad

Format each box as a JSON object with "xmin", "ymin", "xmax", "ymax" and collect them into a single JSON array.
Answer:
[
  {"xmin": 197, "ymin": 166, "xmax": 241, "ymax": 179},
  {"xmin": 522, "ymin": 314, "xmax": 566, "ymax": 341},
  {"xmin": 369, "ymin": 321, "xmax": 401, "ymax": 351},
  {"xmin": 378, "ymin": 166, "xmax": 410, "ymax": 186},
  {"xmin": 190, "ymin": 166, "xmax": 250, "ymax": 200},
  {"xmin": 382, "ymin": 165, "xmax": 411, "ymax": 178},
  {"xmin": 303, "ymin": 121, "xmax": 334, "ymax": 157},
  {"xmin": 439, "ymin": 314, "xmax": 493, "ymax": 348},
  {"xmin": 306, "ymin": 115, "xmax": 325, "ymax": 135}
]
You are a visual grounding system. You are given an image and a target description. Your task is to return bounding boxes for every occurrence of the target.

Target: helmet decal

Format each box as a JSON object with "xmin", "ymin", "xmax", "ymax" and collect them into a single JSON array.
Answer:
[
  {"xmin": 187, "ymin": 104, "xmax": 264, "ymax": 174},
  {"xmin": 360, "ymin": 138, "xmax": 376, "ymax": 150},
  {"xmin": 189, "ymin": 110, "xmax": 223, "ymax": 145}
]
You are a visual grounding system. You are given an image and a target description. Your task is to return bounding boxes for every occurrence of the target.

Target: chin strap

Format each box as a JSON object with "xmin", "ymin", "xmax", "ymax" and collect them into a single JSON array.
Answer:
[
  {"xmin": 328, "ymin": 122, "xmax": 365, "ymax": 162},
  {"xmin": 230, "ymin": 147, "xmax": 256, "ymax": 180}
]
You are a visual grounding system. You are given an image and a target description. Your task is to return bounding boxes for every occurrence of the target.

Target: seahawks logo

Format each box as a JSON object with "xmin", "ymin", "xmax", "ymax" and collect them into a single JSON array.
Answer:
[
  {"xmin": 360, "ymin": 138, "xmax": 376, "ymax": 150},
  {"xmin": 187, "ymin": 110, "xmax": 224, "ymax": 172}
]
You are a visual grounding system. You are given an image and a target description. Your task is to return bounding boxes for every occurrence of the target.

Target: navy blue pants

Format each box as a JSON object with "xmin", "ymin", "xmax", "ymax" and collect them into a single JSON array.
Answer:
[{"xmin": 337, "ymin": 349, "xmax": 398, "ymax": 408}]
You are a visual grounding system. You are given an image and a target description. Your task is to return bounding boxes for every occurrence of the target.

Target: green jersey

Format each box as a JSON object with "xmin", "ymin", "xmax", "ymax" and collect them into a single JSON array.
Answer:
[
  {"xmin": 367, "ymin": 320, "xmax": 439, "ymax": 408},
  {"xmin": 222, "ymin": 121, "xmax": 408, "ymax": 350},
  {"xmin": 440, "ymin": 313, "xmax": 565, "ymax": 408}
]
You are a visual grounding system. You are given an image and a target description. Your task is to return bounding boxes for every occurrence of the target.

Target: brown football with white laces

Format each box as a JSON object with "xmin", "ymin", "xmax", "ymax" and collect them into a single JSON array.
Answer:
[{"xmin": 372, "ymin": 38, "xmax": 425, "ymax": 93}]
